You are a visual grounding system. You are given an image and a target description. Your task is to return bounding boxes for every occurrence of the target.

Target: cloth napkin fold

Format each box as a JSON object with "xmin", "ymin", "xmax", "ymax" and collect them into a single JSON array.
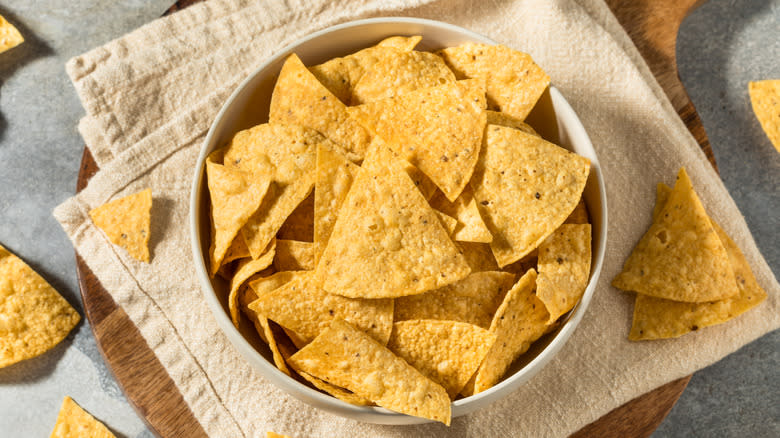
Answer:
[{"xmin": 54, "ymin": 0, "xmax": 779, "ymax": 436}]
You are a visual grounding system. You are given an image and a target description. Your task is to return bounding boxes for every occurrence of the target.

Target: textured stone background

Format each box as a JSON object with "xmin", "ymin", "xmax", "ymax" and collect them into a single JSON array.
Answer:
[{"xmin": 0, "ymin": 1, "xmax": 776, "ymax": 436}]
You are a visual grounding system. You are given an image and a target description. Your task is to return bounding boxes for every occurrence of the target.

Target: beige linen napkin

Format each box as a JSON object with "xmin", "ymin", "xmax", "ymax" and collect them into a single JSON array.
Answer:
[{"xmin": 55, "ymin": 0, "xmax": 780, "ymax": 436}]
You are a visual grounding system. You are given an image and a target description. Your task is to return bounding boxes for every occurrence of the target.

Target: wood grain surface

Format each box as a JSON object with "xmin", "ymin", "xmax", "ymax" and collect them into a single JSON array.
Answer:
[{"xmin": 75, "ymin": 0, "xmax": 715, "ymax": 436}]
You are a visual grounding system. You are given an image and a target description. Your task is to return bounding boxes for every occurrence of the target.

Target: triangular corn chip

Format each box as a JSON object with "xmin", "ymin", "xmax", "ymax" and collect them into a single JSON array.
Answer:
[
  {"xmin": 429, "ymin": 187, "xmax": 492, "ymax": 243},
  {"xmin": 348, "ymin": 79, "xmax": 487, "ymax": 201},
  {"xmin": 536, "ymin": 224, "xmax": 591, "ymax": 323},
  {"xmin": 296, "ymin": 370, "xmax": 373, "ymax": 406},
  {"xmin": 50, "ymin": 396, "xmax": 115, "ymax": 438},
  {"xmin": 471, "ymin": 125, "xmax": 590, "ymax": 267},
  {"xmin": 0, "ymin": 15, "xmax": 23, "ymax": 54},
  {"xmin": 361, "ymin": 137, "xmax": 438, "ymax": 200},
  {"xmin": 313, "ymin": 145, "xmax": 359, "ymax": 264},
  {"xmin": 485, "ymin": 110, "xmax": 539, "ymax": 136},
  {"xmin": 228, "ymin": 239, "xmax": 276, "ymax": 327},
  {"xmin": 241, "ymin": 280, "xmax": 292, "ymax": 375},
  {"xmin": 748, "ymin": 79, "xmax": 780, "ymax": 152},
  {"xmin": 223, "ymin": 233, "xmax": 250, "ymax": 265},
  {"xmin": 89, "ymin": 188, "xmax": 152, "ymax": 263}
]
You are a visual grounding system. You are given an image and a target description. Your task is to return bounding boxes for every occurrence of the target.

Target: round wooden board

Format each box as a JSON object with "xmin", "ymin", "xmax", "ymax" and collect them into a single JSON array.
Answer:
[{"xmin": 76, "ymin": 0, "xmax": 716, "ymax": 436}]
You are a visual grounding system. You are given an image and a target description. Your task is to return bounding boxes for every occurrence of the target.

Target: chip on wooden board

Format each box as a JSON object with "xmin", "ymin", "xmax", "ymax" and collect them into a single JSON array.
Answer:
[
  {"xmin": 89, "ymin": 188, "xmax": 152, "ymax": 263},
  {"xmin": 228, "ymin": 239, "xmax": 276, "ymax": 327},
  {"xmin": 313, "ymin": 145, "xmax": 359, "ymax": 264},
  {"xmin": 748, "ymin": 79, "xmax": 780, "ymax": 152},
  {"xmin": 287, "ymin": 319, "xmax": 451, "ymax": 425},
  {"xmin": 536, "ymin": 224, "xmax": 591, "ymax": 323},
  {"xmin": 0, "ymin": 245, "xmax": 80, "ymax": 368},
  {"xmin": 49, "ymin": 396, "xmax": 115, "ymax": 438},
  {"xmin": 471, "ymin": 125, "xmax": 590, "ymax": 267},
  {"xmin": 348, "ymin": 79, "xmax": 487, "ymax": 201},
  {"xmin": 612, "ymin": 168, "xmax": 739, "ymax": 303},
  {"xmin": 387, "ymin": 320, "xmax": 496, "ymax": 398},
  {"xmin": 0, "ymin": 15, "xmax": 23, "ymax": 54}
]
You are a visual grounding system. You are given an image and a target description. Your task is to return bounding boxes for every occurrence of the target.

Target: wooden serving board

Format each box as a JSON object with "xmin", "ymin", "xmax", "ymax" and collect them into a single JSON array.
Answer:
[{"xmin": 76, "ymin": 0, "xmax": 715, "ymax": 436}]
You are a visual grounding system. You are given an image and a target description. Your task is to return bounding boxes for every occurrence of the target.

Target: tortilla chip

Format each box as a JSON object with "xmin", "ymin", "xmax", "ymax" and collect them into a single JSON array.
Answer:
[
  {"xmin": 266, "ymin": 432, "xmax": 291, "ymax": 438},
  {"xmin": 485, "ymin": 110, "xmax": 539, "ymax": 136},
  {"xmin": 348, "ymin": 79, "xmax": 487, "ymax": 201},
  {"xmin": 351, "ymin": 50, "xmax": 456, "ymax": 104},
  {"xmin": 241, "ymin": 285, "xmax": 291, "ymax": 374},
  {"xmin": 249, "ymin": 271, "xmax": 393, "ymax": 345},
  {"xmin": 536, "ymin": 224, "xmax": 591, "ymax": 323},
  {"xmin": 429, "ymin": 187, "xmax": 492, "ymax": 243},
  {"xmin": 314, "ymin": 159, "xmax": 470, "ymax": 299},
  {"xmin": 564, "ymin": 197, "xmax": 589, "ymax": 224},
  {"xmin": 0, "ymin": 15, "xmax": 23, "ymax": 54},
  {"xmin": 89, "ymin": 188, "xmax": 152, "ymax": 263},
  {"xmin": 228, "ymin": 239, "xmax": 276, "ymax": 327},
  {"xmin": 206, "ymin": 162, "xmax": 271, "ymax": 276},
  {"xmin": 612, "ymin": 168, "xmax": 739, "ymax": 302},
  {"xmin": 309, "ymin": 36, "xmax": 421, "ymax": 104},
  {"xmin": 470, "ymin": 269, "xmax": 549, "ymax": 394},
  {"xmin": 471, "ymin": 125, "xmax": 590, "ymax": 267},
  {"xmin": 277, "ymin": 191, "xmax": 314, "ymax": 242},
  {"xmin": 288, "ymin": 319, "xmax": 451, "ymax": 425},
  {"xmin": 313, "ymin": 145, "xmax": 360, "ymax": 264},
  {"xmin": 434, "ymin": 210, "xmax": 458, "ymax": 235},
  {"xmin": 748, "ymin": 80, "xmax": 780, "ymax": 152},
  {"xmin": 439, "ymin": 43, "xmax": 549, "ymax": 120},
  {"xmin": 387, "ymin": 320, "xmax": 496, "ymax": 398},
  {"xmin": 0, "ymin": 245, "xmax": 80, "ymax": 368},
  {"xmin": 394, "ymin": 271, "xmax": 515, "ymax": 329},
  {"xmin": 361, "ymin": 137, "xmax": 438, "ymax": 200},
  {"xmin": 223, "ymin": 234, "xmax": 251, "ymax": 264},
  {"xmin": 270, "ymin": 54, "xmax": 370, "ymax": 159},
  {"xmin": 296, "ymin": 370, "xmax": 373, "ymax": 406},
  {"xmin": 49, "ymin": 396, "xmax": 115, "ymax": 438},
  {"xmin": 273, "ymin": 240, "xmax": 315, "ymax": 271},
  {"xmin": 223, "ymin": 123, "xmax": 319, "ymax": 259},
  {"xmin": 456, "ymin": 241, "xmax": 499, "ymax": 272}
]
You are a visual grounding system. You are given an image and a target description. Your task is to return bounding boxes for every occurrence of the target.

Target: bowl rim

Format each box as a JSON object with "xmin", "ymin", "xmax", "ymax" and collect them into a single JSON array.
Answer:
[{"xmin": 189, "ymin": 16, "xmax": 608, "ymax": 424}]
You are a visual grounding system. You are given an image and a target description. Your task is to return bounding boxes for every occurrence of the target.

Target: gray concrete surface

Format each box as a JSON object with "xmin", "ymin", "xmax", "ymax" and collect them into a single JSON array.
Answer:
[{"xmin": 0, "ymin": 1, "xmax": 776, "ymax": 437}]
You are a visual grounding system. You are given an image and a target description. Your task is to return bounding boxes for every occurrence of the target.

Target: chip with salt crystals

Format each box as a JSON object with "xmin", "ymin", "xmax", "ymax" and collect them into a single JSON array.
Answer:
[
  {"xmin": 0, "ymin": 15, "xmax": 23, "ymax": 54},
  {"xmin": 468, "ymin": 269, "xmax": 549, "ymax": 395},
  {"xmin": 429, "ymin": 186, "xmax": 492, "ymax": 243},
  {"xmin": 277, "ymin": 191, "xmax": 314, "ymax": 242},
  {"xmin": 49, "ymin": 396, "xmax": 115, "ymax": 438},
  {"xmin": 564, "ymin": 197, "xmax": 589, "ymax": 224},
  {"xmin": 348, "ymin": 79, "xmax": 487, "ymax": 201},
  {"xmin": 273, "ymin": 240, "xmax": 315, "ymax": 271},
  {"xmin": 536, "ymin": 224, "xmax": 591, "ymax": 323},
  {"xmin": 439, "ymin": 43, "xmax": 550, "ymax": 121},
  {"xmin": 313, "ymin": 145, "xmax": 359, "ymax": 264},
  {"xmin": 387, "ymin": 320, "xmax": 496, "ymax": 399},
  {"xmin": 748, "ymin": 79, "xmax": 780, "ymax": 152},
  {"xmin": 394, "ymin": 271, "xmax": 515, "ymax": 329},
  {"xmin": 288, "ymin": 319, "xmax": 451, "ymax": 425},
  {"xmin": 206, "ymin": 161, "xmax": 270, "ymax": 276},
  {"xmin": 471, "ymin": 125, "xmax": 590, "ymax": 267},
  {"xmin": 89, "ymin": 188, "xmax": 152, "ymax": 263},
  {"xmin": 612, "ymin": 168, "xmax": 739, "ymax": 303},
  {"xmin": 351, "ymin": 50, "xmax": 456, "ymax": 104},
  {"xmin": 249, "ymin": 271, "xmax": 393, "ymax": 345},
  {"xmin": 628, "ymin": 184, "xmax": 767, "ymax": 341},
  {"xmin": 0, "ymin": 245, "xmax": 80, "ymax": 368},
  {"xmin": 485, "ymin": 110, "xmax": 539, "ymax": 137},
  {"xmin": 241, "ymin": 284, "xmax": 291, "ymax": 374},
  {"xmin": 314, "ymin": 158, "xmax": 470, "ymax": 299},
  {"xmin": 228, "ymin": 239, "xmax": 276, "ymax": 327},
  {"xmin": 222, "ymin": 123, "xmax": 319, "ymax": 259},
  {"xmin": 456, "ymin": 241, "xmax": 499, "ymax": 272},
  {"xmin": 270, "ymin": 54, "xmax": 371, "ymax": 160}
]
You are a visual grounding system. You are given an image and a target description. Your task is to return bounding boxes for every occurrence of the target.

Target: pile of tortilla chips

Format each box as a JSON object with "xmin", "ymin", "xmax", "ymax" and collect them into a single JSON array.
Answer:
[
  {"xmin": 612, "ymin": 168, "xmax": 766, "ymax": 341},
  {"xmin": 205, "ymin": 37, "xmax": 593, "ymax": 424}
]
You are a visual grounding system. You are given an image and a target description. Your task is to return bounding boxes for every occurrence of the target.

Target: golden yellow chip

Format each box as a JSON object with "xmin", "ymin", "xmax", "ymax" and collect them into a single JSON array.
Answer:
[
  {"xmin": 485, "ymin": 110, "xmax": 539, "ymax": 136},
  {"xmin": 223, "ymin": 123, "xmax": 319, "ymax": 259},
  {"xmin": 240, "ymin": 285, "xmax": 291, "ymax": 375},
  {"xmin": 313, "ymin": 145, "xmax": 359, "ymax": 264},
  {"xmin": 0, "ymin": 245, "xmax": 80, "ymax": 368},
  {"xmin": 266, "ymin": 432, "xmax": 291, "ymax": 438},
  {"xmin": 89, "ymin": 188, "xmax": 152, "ymax": 263},
  {"xmin": 206, "ymin": 161, "xmax": 271, "ymax": 276},
  {"xmin": 228, "ymin": 239, "xmax": 276, "ymax": 327},
  {"xmin": 49, "ymin": 396, "xmax": 116, "ymax": 438},
  {"xmin": 434, "ymin": 210, "xmax": 458, "ymax": 235},
  {"xmin": 536, "ymin": 224, "xmax": 591, "ymax": 323},
  {"xmin": 564, "ymin": 197, "xmax": 589, "ymax": 224},
  {"xmin": 296, "ymin": 369, "xmax": 373, "ymax": 406},
  {"xmin": 0, "ymin": 15, "xmax": 23, "ymax": 54},
  {"xmin": 748, "ymin": 79, "xmax": 780, "ymax": 152},
  {"xmin": 456, "ymin": 241, "xmax": 499, "ymax": 272},
  {"xmin": 348, "ymin": 79, "xmax": 487, "ymax": 201},
  {"xmin": 387, "ymin": 320, "xmax": 496, "ymax": 399},
  {"xmin": 471, "ymin": 125, "xmax": 590, "ymax": 267},
  {"xmin": 314, "ymin": 159, "xmax": 470, "ymax": 299},
  {"xmin": 439, "ymin": 43, "xmax": 549, "ymax": 120},
  {"xmin": 270, "ymin": 54, "xmax": 371, "ymax": 159},
  {"xmin": 222, "ymin": 233, "xmax": 250, "ymax": 265},
  {"xmin": 273, "ymin": 240, "xmax": 315, "ymax": 271},
  {"xmin": 394, "ymin": 271, "xmax": 515, "ymax": 329},
  {"xmin": 288, "ymin": 319, "xmax": 451, "ymax": 425},
  {"xmin": 470, "ymin": 269, "xmax": 549, "ymax": 395},
  {"xmin": 361, "ymin": 137, "xmax": 438, "ymax": 200},
  {"xmin": 429, "ymin": 187, "xmax": 492, "ymax": 243},
  {"xmin": 351, "ymin": 50, "xmax": 456, "ymax": 104},
  {"xmin": 277, "ymin": 191, "xmax": 313, "ymax": 242},
  {"xmin": 249, "ymin": 271, "xmax": 393, "ymax": 345},
  {"xmin": 612, "ymin": 168, "xmax": 739, "ymax": 302}
]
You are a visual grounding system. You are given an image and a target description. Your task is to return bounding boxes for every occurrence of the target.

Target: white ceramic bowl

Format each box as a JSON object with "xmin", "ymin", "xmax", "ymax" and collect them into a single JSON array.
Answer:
[{"xmin": 190, "ymin": 17, "xmax": 607, "ymax": 425}]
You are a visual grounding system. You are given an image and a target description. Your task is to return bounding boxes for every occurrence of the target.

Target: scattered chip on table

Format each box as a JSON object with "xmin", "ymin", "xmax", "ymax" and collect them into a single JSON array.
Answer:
[
  {"xmin": 0, "ymin": 15, "xmax": 23, "ymax": 54},
  {"xmin": 748, "ymin": 79, "xmax": 780, "ymax": 152},
  {"xmin": 273, "ymin": 240, "xmax": 315, "ymax": 271},
  {"xmin": 536, "ymin": 224, "xmax": 591, "ymax": 323},
  {"xmin": 0, "ymin": 244, "xmax": 80, "ymax": 368},
  {"xmin": 49, "ymin": 396, "xmax": 115, "ymax": 438},
  {"xmin": 288, "ymin": 319, "xmax": 451, "ymax": 425},
  {"xmin": 89, "ymin": 188, "xmax": 152, "ymax": 263}
]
